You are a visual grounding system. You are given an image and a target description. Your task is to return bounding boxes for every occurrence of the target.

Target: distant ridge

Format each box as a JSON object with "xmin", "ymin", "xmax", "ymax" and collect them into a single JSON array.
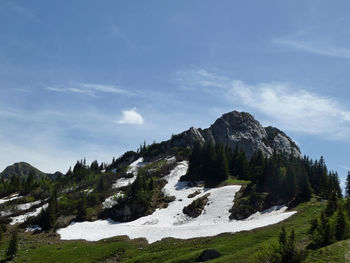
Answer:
[{"xmin": 0, "ymin": 162, "xmax": 46, "ymax": 179}]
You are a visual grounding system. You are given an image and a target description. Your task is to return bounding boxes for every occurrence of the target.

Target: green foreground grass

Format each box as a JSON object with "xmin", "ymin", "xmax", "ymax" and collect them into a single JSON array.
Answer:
[
  {"xmin": 0, "ymin": 200, "xmax": 327, "ymax": 263},
  {"xmin": 304, "ymin": 239, "xmax": 350, "ymax": 263}
]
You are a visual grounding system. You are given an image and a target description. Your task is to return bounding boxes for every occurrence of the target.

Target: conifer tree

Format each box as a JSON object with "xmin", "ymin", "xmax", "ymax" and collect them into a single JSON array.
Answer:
[
  {"xmin": 215, "ymin": 146, "xmax": 230, "ymax": 182},
  {"xmin": 77, "ymin": 197, "xmax": 87, "ymax": 221},
  {"xmin": 325, "ymin": 191, "xmax": 338, "ymax": 217},
  {"xmin": 46, "ymin": 191, "xmax": 58, "ymax": 228},
  {"xmin": 6, "ymin": 231, "xmax": 18, "ymax": 260},
  {"xmin": 346, "ymin": 171, "xmax": 350, "ymax": 197},
  {"xmin": 335, "ymin": 208, "xmax": 347, "ymax": 240}
]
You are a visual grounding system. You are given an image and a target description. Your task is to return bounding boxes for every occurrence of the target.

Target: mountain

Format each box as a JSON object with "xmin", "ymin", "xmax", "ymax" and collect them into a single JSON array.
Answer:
[
  {"xmin": 0, "ymin": 162, "xmax": 47, "ymax": 179},
  {"xmin": 168, "ymin": 111, "xmax": 300, "ymax": 159}
]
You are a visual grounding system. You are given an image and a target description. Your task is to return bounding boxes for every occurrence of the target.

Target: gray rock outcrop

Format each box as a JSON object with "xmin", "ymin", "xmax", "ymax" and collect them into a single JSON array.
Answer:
[{"xmin": 168, "ymin": 111, "xmax": 300, "ymax": 159}]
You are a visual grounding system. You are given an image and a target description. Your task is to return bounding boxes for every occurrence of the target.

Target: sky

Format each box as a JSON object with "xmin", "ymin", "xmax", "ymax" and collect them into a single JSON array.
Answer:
[{"xmin": 0, "ymin": 1, "xmax": 350, "ymax": 187}]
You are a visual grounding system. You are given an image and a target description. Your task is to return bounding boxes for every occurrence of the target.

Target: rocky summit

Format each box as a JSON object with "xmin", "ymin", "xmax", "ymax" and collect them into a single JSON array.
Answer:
[{"xmin": 169, "ymin": 111, "xmax": 301, "ymax": 159}]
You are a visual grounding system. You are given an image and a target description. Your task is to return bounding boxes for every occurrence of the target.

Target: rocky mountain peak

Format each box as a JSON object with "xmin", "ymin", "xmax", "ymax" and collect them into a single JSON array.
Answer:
[{"xmin": 168, "ymin": 110, "xmax": 301, "ymax": 159}]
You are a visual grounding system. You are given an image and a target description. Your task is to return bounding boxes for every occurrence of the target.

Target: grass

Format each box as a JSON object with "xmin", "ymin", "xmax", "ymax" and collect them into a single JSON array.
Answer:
[
  {"xmin": 0, "ymin": 200, "xmax": 325, "ymax": 263},
  {"xmin": 304, "ymin": 239, "xmax": 350, "ymax": 263},
  {"xmin": 218, "ymin": 177, "xmax": 251, "ymax": 187}
]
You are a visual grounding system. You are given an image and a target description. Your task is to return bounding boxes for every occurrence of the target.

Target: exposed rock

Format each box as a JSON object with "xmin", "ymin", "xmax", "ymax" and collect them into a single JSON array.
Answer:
[
  {"xmin": 197, "ymin": 249, "xmax": 221, "ymax": 262},
  {"xmin": 168, "ymin": 111, "xmax": 301, "ymax": 159},
  {"xmin": 183, "ymin": 193, "xmax": 210, "ymax": 218},
  {"xmin": 188, "ymin": 190, "xmax": 201, "ymax": 199}
]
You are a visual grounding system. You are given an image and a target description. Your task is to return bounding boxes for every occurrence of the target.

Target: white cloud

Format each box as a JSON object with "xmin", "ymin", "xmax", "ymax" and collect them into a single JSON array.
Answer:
[
  {"xmin": 273, "ymin": 38, "xmax": 350, "ymax": 59},
  {"xmin": 117, "ymin": 108, "xmax": 144, "ymax": 125},
  {"xmin": 46, "ymin": 83, "xmax": 134, "ymax": 97},
  {"xmin": 177, "ymin": 69, "xmax": 350, "ymax": 141}
]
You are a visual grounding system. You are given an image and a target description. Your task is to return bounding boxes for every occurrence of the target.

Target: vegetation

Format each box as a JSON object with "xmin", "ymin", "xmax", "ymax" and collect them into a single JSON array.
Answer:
[
  {"xmin": 6, "ymin": 231, "xmax": 18, "ymax": 260},
  {"xmin": 183, "ymin": 141, "xmax": 341, "ymax": 220},
  {"xmin": 0, "ymin": 138, "xmax": 347, "ymax": 262},
  {"xmin": 0, "ymin": 200, "xmax": 324, "ymax": 262},
  {"xmin": 308, "ymin": 181, "xmax": 350, "ymax": 249}
]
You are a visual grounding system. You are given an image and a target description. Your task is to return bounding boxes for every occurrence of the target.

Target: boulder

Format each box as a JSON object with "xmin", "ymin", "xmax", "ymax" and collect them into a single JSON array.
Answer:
[{"xmin": 198, "ymin": 249, "xmax": 221, "ymax": 262}]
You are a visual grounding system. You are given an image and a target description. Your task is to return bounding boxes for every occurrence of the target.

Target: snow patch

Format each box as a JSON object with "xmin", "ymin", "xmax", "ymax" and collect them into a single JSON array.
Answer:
[
  {"xmin": 0, "ymin": 194, "xmax": 21, "ymax": 205},
  {"xmin": 25, "ymin": 225, "xmax": 42, "ymax": 232},
  {"xmin": 16, "ymin": 200, "xmax": 42, "ymax": 211},
  {"xmin": 10, "ymin": 203, "xmax": 48, "ymax": 225},
  {"xmin": 58, "ymin": 161, "xmax": 297, "ymax": 243},
  {"xmin": 102, "ymin": 193, "xmax": 124, "ymax": 209},
  {"xmin": 83, "ymin": 189, "xmax": 93, "ymax": 194},
  {"xmin": 112, "ymin": 157, "xmax": 145, "ymax": 189}
]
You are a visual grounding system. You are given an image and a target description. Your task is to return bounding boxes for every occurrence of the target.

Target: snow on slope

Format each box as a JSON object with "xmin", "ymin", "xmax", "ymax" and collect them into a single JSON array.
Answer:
[
  {"xmin": 0, "ymin": 194, "xmax": 21, "ymax": 204},
  {"xmin": 10, "ymin": 203, "xmax": 48, "ymax": 225},
  {"xmin": 102, "ymin": 192, "xmax": 124, "ymax": 209},
  {"xmin": 58, "ymin": 161, "xmax": 297, "ymax": 243},
  {"xmin": 1, "ymin": 200, "xmax": 43, "ymax": 217},
  {"xmin": 112, "ymin": 157, "xmax": 145, "ymax": 189}
]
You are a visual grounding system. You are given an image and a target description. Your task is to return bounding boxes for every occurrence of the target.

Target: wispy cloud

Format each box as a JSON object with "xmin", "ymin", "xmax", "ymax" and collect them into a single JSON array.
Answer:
[
  {"xmin": 111, "ymin": 24, "xmax": 137, "ymax": 50},
  {"xmin": 338, "ymin": 165, "xmax": 350, "ymax": 171},
  {"xmin": 272, "ymin": 16, "xmax": 350, "ymax": 59},
  {"xmin": 6, "ymin": 1, "xmax": 38, "ymax": 21},
  {"xmin": 177, "ymin": 69, "xmax": 350, "ymax": 141},
  {"xmin": 46, "ymin": 83, "xmax": 135, "ymax": 97},
  {"xmin": 117, "ymin": 108, "xmax": 144, "ymax": 125},
  {"xmin": 273, "ymin": 38, "xmax": 350, "ymax": 59}
]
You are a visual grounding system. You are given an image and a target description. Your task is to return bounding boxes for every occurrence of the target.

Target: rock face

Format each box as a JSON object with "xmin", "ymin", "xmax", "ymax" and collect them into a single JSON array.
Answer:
[
  {"xmin": 169, "ymin": 111, "xmax": 301, "ymax": 159},
  {"xmin": 183, "ymin": 193, "xmax": 210, "ymax": 218}
]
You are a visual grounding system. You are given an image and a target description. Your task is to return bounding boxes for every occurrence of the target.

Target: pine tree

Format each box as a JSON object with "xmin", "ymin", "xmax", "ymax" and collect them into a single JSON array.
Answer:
[
  {"xmin": 77, "ymin": 197, "xmax": 87, "ymax": 221},
  {"xmin": 215, "ymin": 146, "xmax": 230, "ymax": 182},
  {"xmin": 335, "ymin": 208, "xmax": 347, "ymax": 240},
  {"xmin": 325, "ymin": 191, "xmax": 338, "ymax": 217},
  {"xmin": 46, "ymin": 191, "xmax": 58, "ymax": 228},
  {"xmin": 346, "ymin": 171, "xmax": 350, "ymax": 197},
  {"xmin": 6, "ymin": 231, "xmax": 18, "ymax": 260},
  {"xmin": 345, "ymin": 198, "xmax": 350, "ymax": 218}
]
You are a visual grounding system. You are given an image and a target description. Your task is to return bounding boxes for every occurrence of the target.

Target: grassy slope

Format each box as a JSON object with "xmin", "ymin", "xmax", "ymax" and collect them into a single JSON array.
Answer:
[
  {"xmin": 304, "ymin": 239, "xmax": 350, "ymax": 263},
  {"xmin": 0, "ymin": 200, "xmax": 324, "ymax": 263}
]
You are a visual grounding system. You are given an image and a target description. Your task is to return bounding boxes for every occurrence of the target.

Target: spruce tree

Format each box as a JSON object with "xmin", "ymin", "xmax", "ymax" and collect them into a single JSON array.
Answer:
[
  {"xmin": 46, "ymin": 191, "xmax": 58, "ymax": 228},
  {"xmin": 6, "ymin": 231, "xmax": 18, "ymax": 260},
  {"xmin": 325, "ymin": 191, "xmax": 338, "ymax": 217},
  {"xmin": 335, "ymin": 208, "xmax": 347, "ymax": 240},
  {"xmin": 77, "ymin": 197, "xmax": 87, "ymax": 221},
  {"xmin": 346, "ymin": 171, "xmax": 350, "ymax": 197},
  {"xmin": 215, "ymin": 146, "xmax": 230, "ymax": 182}
]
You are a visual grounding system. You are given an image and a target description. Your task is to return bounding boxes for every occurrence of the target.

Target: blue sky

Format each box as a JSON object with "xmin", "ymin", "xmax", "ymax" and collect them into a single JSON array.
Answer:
[{"xmin": 1, "ymin": 1, "xmax": 350, "ymax": 187}]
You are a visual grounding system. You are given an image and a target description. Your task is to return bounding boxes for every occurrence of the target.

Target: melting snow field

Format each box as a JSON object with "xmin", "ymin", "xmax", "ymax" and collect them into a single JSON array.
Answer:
[
  {"xmin": 112, "ymin": 157, "xmax": 145, "ymax": 189},
  {"xmin": 0, "ymin": 194, "xmax": 21, "ymax": 204},
  {"xmin": 58, "ymin": 161, "xmax": 297, "ymax": 243},
  {"xmin": 10, "ymin": 203, "xmax": 48, "ymax": 225}
]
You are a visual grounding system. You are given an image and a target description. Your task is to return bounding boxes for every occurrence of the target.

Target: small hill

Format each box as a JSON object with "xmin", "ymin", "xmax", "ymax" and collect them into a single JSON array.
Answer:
[{"xmin": 0, "ymin": 162, "xmax": 46, "ymax": 179}]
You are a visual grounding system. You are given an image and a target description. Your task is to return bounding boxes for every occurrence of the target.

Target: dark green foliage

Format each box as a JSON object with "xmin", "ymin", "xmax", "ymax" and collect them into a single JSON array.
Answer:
[
  {"xmin": 253, "ymin": 227, "xmax": 304, "ymax": 263},
  {"xmin": 182, "ymin": 142, "xmax": 230, "ymax": 185},
  {"xmin": 309, "ymin": 192, "xmax": 350, "ymax": 249},
  {"xmin": 325, "ymin": 191, "xmax": 338, "ymax": 217},
  {"xmin": 76, "ymin": 197, "xmax": 87, "ymax": 221},
  {"xmin": 214, "ymin": 146, "xmax": 230, "ymax": 182},
  {"xmin": 335, "ymin": 208, "xmax": 346, "ymax": 240},
  {"xmin": 346, "ymin": 171, "xmax": 350, "ymax": 197},
  {"xmin": 6, "ymin": 231, "xmax": 18, "ymax": 260},
  {"xmin": 0, "ymin": 224, "xmax": 6, "ymax": 242}
]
